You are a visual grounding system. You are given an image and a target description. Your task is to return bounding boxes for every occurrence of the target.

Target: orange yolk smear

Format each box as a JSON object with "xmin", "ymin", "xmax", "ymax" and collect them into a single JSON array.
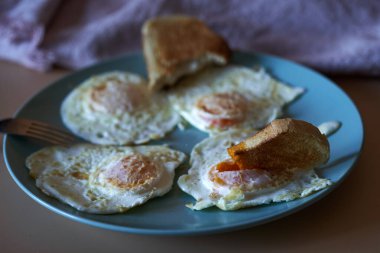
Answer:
[{"xmin": 216, "ymin": 160, "xmax": 241, "ymax": 172}]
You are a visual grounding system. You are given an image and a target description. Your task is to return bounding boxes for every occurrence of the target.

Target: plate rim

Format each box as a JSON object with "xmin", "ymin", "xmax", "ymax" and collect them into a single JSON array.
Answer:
[{"xmin": 2, "ymin": 50, "xmax": 365, "ymax": 235}]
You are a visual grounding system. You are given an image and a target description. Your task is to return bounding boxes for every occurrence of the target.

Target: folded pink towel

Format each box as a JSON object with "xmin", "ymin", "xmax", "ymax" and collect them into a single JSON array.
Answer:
[{"xmin": 1, "ymin": 0, "xmax": 380, "ymax": 75}]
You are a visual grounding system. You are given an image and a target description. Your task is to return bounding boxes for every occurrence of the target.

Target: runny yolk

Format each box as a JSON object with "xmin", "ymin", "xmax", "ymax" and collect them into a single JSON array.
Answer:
[
  {"xmin": 209, "ymin": 159, "xmax": 272, "ymax": 188},
  {"xmin": 215, "ymin": 160, "xmax": 241, "ymax": 172},
  {"xmin": 209, "ymin": 159, "xmax": 243, "ymax": 186}
]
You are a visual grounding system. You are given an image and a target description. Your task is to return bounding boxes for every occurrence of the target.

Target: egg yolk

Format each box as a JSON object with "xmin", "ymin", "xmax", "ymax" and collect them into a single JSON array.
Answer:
[
  {"xmin": 209, "ymin": 158, "xmax": 297, "ymax": 190},
  {"xmin": 102, "ymin": 154, "xmax": 159, "ymax": 190},
  {"xmin": 209, "ymin": 159, "xmax": 274, "ymax": 190},
  {"xmin": 195, "ymin": 92, "xmax": 248, "ymax": 128},
  {"xmin": 215, "ymin": 159, "xmax": 241, "ymax": 172},
  {"xmin": 90, "ymin": 79, "xmax": 146, "ymax": 114}
]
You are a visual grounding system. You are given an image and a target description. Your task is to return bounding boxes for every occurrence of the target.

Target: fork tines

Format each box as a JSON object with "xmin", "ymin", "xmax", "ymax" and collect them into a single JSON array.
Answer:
[
  {"xmin": 0, "ymin": 118, "xmax": 76, "ymax": 146},
  {"xmin": 27, "ymin": 121, "xmax": 76, "ymax": 146}
]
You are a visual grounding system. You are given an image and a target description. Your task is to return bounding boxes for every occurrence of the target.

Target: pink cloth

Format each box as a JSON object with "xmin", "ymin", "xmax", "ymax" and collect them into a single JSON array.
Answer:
[{"xmin": 1, "ymin": 0, "xmax": 380, "ymax": 75}]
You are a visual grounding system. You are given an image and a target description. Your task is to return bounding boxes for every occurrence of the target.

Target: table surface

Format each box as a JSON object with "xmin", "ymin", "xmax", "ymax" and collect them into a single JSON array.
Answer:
[{"xmin": 1, "ymin": 59, "xmax": 379, "ymax": 253}]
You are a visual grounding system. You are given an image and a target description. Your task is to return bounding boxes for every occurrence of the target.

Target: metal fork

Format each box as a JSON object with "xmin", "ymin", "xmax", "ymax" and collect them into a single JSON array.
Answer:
[{"xmin": 0, "ymin": 118, "xmax": 76, "ymax": 146}]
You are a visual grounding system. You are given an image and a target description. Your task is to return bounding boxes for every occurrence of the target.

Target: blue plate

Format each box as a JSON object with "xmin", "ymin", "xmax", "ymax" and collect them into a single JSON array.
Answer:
[{"xmin": 3, "ymin": 52, "xmax": 364, "ymax": 235}]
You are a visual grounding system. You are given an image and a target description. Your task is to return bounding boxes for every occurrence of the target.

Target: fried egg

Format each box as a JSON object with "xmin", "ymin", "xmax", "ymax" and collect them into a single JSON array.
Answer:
[
  {"xmin": 169, "ymin": 66, "xmax": 304, "ymax": 134},
  {"xmin": 26, "ymin": 144, "xmax": 186, "ymax": 213},
  {"xmin": 61, "ymin": 71, "xmax": 180, "ymax": 145},
  {"xmin": 178, "ymin": 130, "xmax": 332, "ymax": 210}
]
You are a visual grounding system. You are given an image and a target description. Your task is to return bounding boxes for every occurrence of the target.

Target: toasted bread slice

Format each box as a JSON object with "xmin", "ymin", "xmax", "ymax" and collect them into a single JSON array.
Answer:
[
  {"xmin": 227, "ymin": 118, "xmax": 330, "ymax": 171},
  {"xmin": 142, "ymin": 15, "xmax": 231, "ymax": 90}
]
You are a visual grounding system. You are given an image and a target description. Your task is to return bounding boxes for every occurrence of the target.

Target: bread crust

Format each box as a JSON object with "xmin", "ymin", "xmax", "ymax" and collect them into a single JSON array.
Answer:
[
  {"xmin": 227, "ymin": 118, "xmax": 330, "ymax": 171},
  {"xmin": 142, "ymin": 16, "xmax": 231, "ymax": 90}
]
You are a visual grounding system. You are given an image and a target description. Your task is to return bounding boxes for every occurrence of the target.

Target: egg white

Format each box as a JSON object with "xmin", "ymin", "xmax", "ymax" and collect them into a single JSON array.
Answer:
[
  {"xmin": 26, "ymin": 144, "xmax": 186, "ymax": 214},
  {"xmin": 61, "ymin": 71, "xmax": 180, "ymax": 145},
  {"xmin": 178, "ymin": 130, "xmax": 332, "ymax": 210},
  {"xmin": 169, "ymin": 66, "xmax": 304, "ymax": 134}
]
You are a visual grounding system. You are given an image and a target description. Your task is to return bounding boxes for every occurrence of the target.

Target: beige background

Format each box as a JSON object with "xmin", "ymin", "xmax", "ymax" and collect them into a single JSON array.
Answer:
[{"xmin": 0, "ymin": 59, "xmax": 379, "ymax": 253}]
